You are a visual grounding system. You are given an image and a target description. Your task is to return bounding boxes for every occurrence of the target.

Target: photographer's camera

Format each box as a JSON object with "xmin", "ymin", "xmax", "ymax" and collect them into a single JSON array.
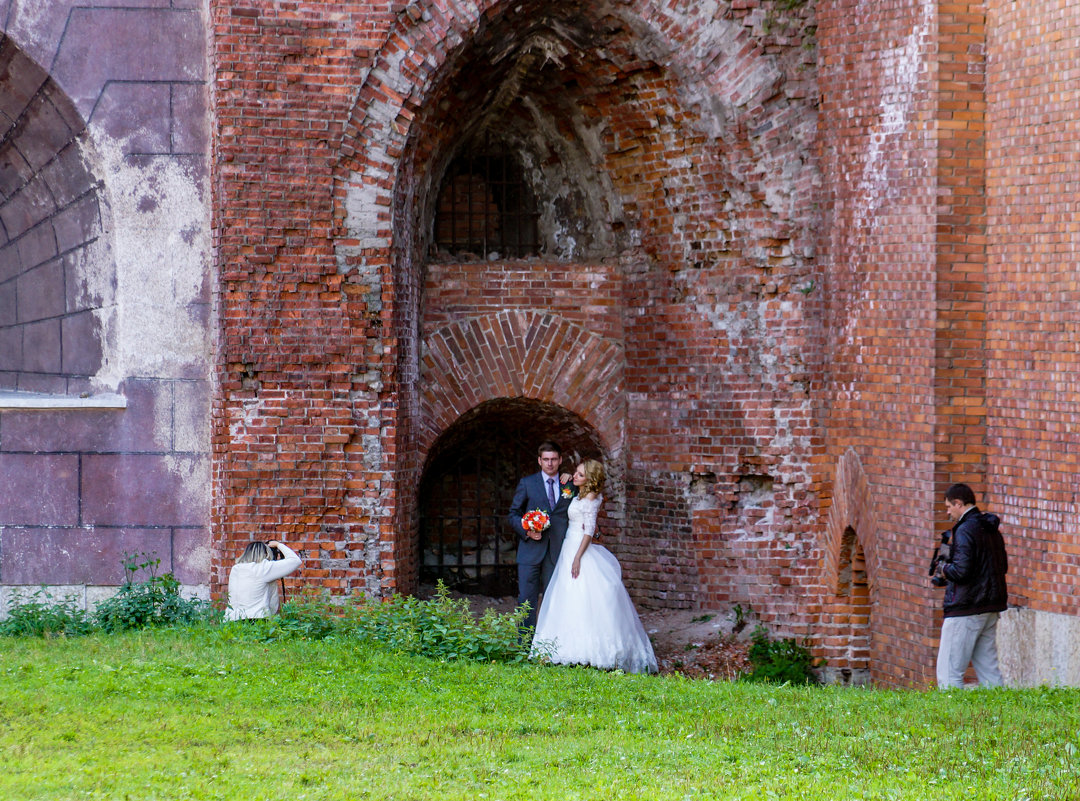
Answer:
[{"xmin": 929, "ymin": 532, "xmax": 950, "ymax": 587}]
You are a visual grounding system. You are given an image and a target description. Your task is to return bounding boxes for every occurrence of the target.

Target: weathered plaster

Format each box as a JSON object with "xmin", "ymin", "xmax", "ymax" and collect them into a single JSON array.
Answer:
[{"xmin": 87, "ymin": 131, "xmax": 211, "ymax": 389}]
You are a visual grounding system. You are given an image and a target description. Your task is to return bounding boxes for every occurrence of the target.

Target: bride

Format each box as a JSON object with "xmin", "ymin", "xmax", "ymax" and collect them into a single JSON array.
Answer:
[{"xmin": 532, "ymin": 459, "xmax": 657, "ymax": 674}]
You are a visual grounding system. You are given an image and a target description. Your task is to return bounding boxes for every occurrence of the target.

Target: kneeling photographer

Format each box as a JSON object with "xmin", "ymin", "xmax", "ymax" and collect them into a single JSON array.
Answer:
[{"xmin": 225, "ymin": 540, "xmax": 302, "ymax": 621}]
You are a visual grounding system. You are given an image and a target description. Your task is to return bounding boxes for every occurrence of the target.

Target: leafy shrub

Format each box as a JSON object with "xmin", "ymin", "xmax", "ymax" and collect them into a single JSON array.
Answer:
[
  {"xmin": 250, "ymin": 582, "xmax": 532, "ymax": 664},
  {"xmin": 744, "ymin": 624, "xmax": 817, "ymax": 685},
  {"xmin": 350, "ymin": 584, "xmax": 531, "ymax": 663},
  {"xmin": 0, "ymin": 591, "xmax": 94, "ymax": 637},
  {"xmin": 265, "ymin": 592, "xmax": 342, "ymax": 640},
  {"xmin": 94, "ymin": 554, "xmax": 217, "ymax": 633}
]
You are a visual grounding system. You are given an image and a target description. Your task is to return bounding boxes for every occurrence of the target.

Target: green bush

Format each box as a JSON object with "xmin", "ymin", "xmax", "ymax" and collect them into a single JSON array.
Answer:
[
  {"xmin": 94, "ymin": 554, "xmax": 217, "ymax": 633},
  {"xmin": 0, "ymin": 590, "xmax": 94, "ymax": 637},
  {"xmin": 1, "ymin": 559, "xmax": 525, "ymax": 666},
  {"xmin": 247, "ymin": 581, "xmax": 533, "ymax": 664},
  {"xmin": 744, "ymin": 624, "xmax": 817, "ymax": 685},
  {"xmin": 349, "ymin": 583, "xmax": 531, "ymax": 663}
]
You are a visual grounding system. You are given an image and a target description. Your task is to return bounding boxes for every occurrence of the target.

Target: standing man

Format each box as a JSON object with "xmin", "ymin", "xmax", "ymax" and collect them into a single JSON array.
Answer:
[
  {"xmin": 932, "ymin": 482, "xmax": 1009, "ymax": 688},
  {"xmin": 507, "ymin": 440, "xmax": 571, "ymax": 632}
]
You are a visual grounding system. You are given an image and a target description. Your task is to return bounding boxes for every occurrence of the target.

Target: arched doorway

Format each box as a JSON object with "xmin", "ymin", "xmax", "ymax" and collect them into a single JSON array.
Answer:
[{"xmin": 418, "ymin": 398, "xmax": 605, "ymax": 596}]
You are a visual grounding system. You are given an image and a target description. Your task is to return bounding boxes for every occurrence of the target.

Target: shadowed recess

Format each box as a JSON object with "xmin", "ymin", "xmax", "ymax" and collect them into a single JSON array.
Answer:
[
  {"xmin": 418, "ymin": 397, "xmax": 603, "ymax": 596},
  {"xmin": 0, "ymin": 36, "xmax": 104, "ymax": 393}
]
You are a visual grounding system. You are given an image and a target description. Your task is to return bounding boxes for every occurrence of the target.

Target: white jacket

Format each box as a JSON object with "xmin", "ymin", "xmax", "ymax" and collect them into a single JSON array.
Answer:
[{"xmin": 224, "ymin": 544, "xmax": 302, "ymax": 620}]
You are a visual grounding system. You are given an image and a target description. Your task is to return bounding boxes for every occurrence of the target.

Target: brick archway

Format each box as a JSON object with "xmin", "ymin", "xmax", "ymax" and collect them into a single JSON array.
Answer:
[
  {"xmin": 418, "ymin": 309, "xmax": 624, "ymax": 458},
  {"xmin": 336, "ymin": 0, "xmax": 793, "ymax": 253},
  {"xmin": 819, "ymin": 448, "xmax": 880, "ymax": 684},
  {"xmin": 327, "ymin": 0, "xmax": 820, "ymax": 605},
  {"xmin": 823, "ymin": 449, "xmax": 880, "ymax": 590},
  {"xmin": 417, "ymin": 396, "xmax": 608, "ymax": 596},
  {"xmin": 409, "ymin": 310, "xmax": 626, "ymax": 596}
]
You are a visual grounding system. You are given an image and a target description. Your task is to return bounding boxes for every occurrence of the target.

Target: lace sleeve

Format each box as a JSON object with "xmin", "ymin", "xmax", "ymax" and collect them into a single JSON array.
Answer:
[{"xmin": 580, "ymin": 496, "xmax": 602, "ymax": 538}]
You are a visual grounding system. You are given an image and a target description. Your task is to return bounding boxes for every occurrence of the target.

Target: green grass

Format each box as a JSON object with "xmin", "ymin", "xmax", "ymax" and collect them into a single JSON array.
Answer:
[{"xmin": 2, "ymin": 628, "xmax": 1078, "ymax": 800}]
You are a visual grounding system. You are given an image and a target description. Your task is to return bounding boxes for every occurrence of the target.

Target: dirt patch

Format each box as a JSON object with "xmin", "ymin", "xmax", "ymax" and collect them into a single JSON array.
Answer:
[
  {"xmin": 639, "ymin": 607, "xmax": 753, "ymax": 680},
  {"xmin": 427, "ymin": 585, "xmax": 755, "ymax": 680}
]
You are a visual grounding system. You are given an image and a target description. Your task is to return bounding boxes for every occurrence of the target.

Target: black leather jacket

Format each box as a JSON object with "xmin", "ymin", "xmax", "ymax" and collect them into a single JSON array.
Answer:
[{"xmin": 941, "ymin": 507, "xmax": 1008, "ymax": 617}]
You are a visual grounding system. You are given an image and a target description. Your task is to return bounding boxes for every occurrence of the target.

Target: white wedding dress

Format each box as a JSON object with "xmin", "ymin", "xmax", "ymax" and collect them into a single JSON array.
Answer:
[{"xmin": 532, "ymin": 495, "xmax": 657, "ymax": 674}]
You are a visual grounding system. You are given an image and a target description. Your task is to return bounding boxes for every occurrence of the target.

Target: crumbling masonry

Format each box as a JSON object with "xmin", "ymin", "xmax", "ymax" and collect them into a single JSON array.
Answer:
[{"xmin": 1, "ymin": 0, "xmax": 1078, "ymax": 687}]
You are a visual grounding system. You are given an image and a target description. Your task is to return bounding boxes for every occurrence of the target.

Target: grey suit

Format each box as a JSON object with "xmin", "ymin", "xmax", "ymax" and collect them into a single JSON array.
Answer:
[{"xmin": 507, "ymin": 471, "xmax": 570, "ymax": 630}]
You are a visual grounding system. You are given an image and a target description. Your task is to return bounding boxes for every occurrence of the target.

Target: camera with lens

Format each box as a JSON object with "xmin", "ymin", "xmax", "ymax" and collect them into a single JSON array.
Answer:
[
  {"xmin": 928, "ymin": 531, "xmax": 951, "ymax": 587},
  {"xmin": 267, "ymin": 543, "xmax": 283, "ymax": 561}
]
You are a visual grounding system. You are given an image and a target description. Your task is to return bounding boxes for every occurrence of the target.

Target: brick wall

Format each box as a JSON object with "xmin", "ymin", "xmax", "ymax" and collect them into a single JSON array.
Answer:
[
  {"xmin": 214, "ymin": 0, "xmax": 823, "ymax": 629},
  {"xmin": 985, "ymin": 0, "xmax": 1080, "ymax": 617},
  {"xmin": 211, "ymin": 2, "xmax": 387, "ymax": 596},
  {"xmin": 816, "ymin": 0, "xmax": 1080, "ymax": 686},
  {"xmin": 817, "ymin": 0, "xmax": 940, "ymax": 685}
]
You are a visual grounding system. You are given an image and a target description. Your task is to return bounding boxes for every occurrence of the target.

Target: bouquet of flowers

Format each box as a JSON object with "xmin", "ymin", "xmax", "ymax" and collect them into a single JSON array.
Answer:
[{"xmin": 521, "ymin": 509, "xmax": 551, "ymax": 532}]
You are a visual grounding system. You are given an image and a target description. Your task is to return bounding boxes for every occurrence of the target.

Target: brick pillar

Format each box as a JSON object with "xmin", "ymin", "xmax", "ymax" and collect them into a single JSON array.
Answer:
[{"xmin": 935, "ymin": 0, "xmax": 988, "ymax": 500}]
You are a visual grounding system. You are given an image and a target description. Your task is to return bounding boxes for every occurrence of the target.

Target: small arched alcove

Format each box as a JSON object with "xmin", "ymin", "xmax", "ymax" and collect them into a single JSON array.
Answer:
[
  {"xmin": 418, "ymin": 397, "xmax": 605, "ymax": 596},
  {"xmin": 820, "ymin": 448, "xmax": 879, "ymax": 685},
  {"xmin": 833, "ymin": 525, "xmax": 872, "ymax": 684}
]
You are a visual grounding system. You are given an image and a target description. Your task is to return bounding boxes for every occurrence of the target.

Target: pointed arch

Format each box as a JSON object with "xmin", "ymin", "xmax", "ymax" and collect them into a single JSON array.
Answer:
[
  {"xmin": 419, "ymin": 309, "xmax": 624, "ymax": 460},
  {"xmin": 328, "ymin": 0, "xmax": 819, "ymax": 603},
  {"xmin": 824, "ymin": 448, "xmax": 880, "ymax": 594},
  {"xmin": 818, "ymin": 448, "xmax": 880, "ymax": 684},
  {"xmin": 0, "ymin": 36, "xmax": 109, "ymax": 393},
  {"xmin": 333, "ymin": 0, "xmax": 801, "ymax": 268}
]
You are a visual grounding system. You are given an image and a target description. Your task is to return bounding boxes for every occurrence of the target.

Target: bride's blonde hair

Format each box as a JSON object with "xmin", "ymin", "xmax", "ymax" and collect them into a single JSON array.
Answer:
[{"xmin": 579, "ymin": 459, "xmax": 605, "ymax": 495}]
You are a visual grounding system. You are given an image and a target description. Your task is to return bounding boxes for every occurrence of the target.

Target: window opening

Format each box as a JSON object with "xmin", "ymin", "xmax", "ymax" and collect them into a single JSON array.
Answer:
[{"xmin": 434, "ymin": 133, "xmax": 540, "ymax": 259}]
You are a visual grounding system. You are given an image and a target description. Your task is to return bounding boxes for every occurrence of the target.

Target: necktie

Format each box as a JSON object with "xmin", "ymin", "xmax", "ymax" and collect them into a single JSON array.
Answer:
[{"xmin": 547, "ymin": 478, "xmax": 556, "ymax": 509}]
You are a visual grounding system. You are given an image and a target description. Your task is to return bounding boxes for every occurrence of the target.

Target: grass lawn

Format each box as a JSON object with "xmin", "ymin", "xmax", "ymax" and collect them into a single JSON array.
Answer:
[{"xmin": 2, "ymin": 628, "xmax": 1078, "ymax": 800}]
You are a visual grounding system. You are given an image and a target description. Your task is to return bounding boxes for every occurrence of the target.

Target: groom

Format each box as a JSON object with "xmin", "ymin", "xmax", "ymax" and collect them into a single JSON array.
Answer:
[{"xmin": 507, "ymin": 439, "xmax": 571, "ymax": 631}]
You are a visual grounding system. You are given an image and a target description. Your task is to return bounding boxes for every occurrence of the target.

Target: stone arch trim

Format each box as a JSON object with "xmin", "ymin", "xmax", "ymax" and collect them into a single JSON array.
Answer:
[
  {"xmin": 0, "ymin": 35, "xmax": 110, "ymax": 391},
  {"xmin": 418, "ymin": 309, "xmax": 624, "ymax": 458},
  {"xmin": 823, "ymin": 447, "xmax": 880, "ymax": 596}
]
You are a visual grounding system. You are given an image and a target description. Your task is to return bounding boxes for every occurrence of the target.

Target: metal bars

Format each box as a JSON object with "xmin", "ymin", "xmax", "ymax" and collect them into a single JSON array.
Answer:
[
  {"xmin": 434, "ymin": 135, "xmax": 540, "ymax": 259},
  {"xmin": 418, "ymin": 446, "xmax": 519, "ymax": 596}
]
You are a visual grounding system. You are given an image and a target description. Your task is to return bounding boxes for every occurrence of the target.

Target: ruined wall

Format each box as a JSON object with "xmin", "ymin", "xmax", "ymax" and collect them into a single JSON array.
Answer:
[
  {"xmin": 212, "ymin": 3, "xmax": 389, "ymax": 596},
  {"xmin": 213, "ymin": 0, "xmax": 823, "ymax": 632},
  {"xmin": 0, "ymin": 0, "xmax": 213, "ymax": 611}
]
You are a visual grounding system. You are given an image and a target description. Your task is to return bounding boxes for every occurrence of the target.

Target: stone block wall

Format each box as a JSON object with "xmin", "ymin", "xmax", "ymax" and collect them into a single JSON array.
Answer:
[
  {"xmin": 0, "ymin": 38, "xmax": 105, "ymax": 393},
  {"xmin": 0, "ymin": 0, "xmax": 212, "ymax": 609}
]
